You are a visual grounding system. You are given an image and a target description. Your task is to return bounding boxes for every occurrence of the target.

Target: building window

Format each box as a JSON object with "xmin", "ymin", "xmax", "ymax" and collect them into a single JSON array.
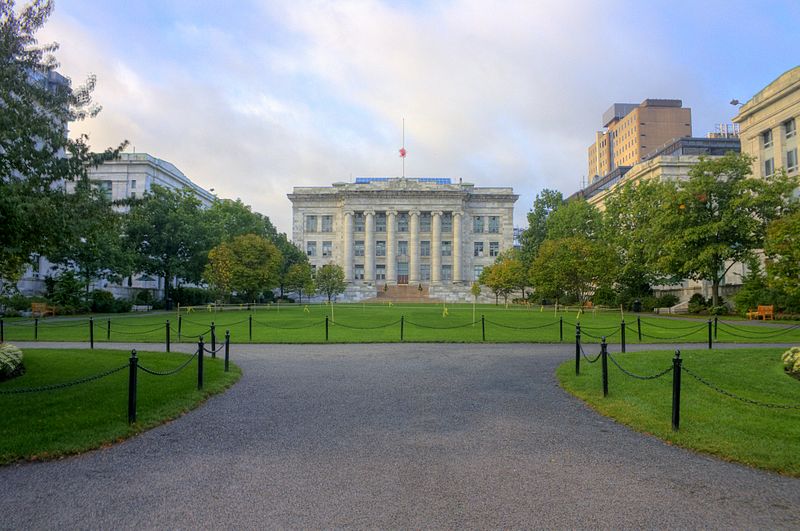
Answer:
[
  {"xmin": 420, "ymin": 264, "xmax": 431, "ymax": 281},
  {"xmin": 130, "ymin": 179, "xmax": 137, "ymax": 189},
  {"xmin": 98, "ymin": 180, "xmax": 113, "ymax": 200},
  {"xmin": 489, "ymin": 241, "xmax": 499, "ymax": 257},
  {"xmin": 762, "ymin": 129, "xmax": 773, "ymax": 148},
  {"xmin": 474, "ymin": 242, "xmax": 484, "ymax": 257},
  {"xmin": 473, "ymin": 265, "xmax": 483, "ymax": 281},
  {"xmin": 441, "ymin": 213, "xmax": 452, "ymax": 232},
  {"xmin": 764, "ymin": 157, "xmax": 775, "ymax": 177},
  {"xmin": 441, "ymin": 265, "xmax": 452, "ymax": 281},
  {"xmin": 306, "ymin": 241, "xmax": 316, "ymax": 257},
  {"xmin": 488, "ymin": 216, "xmax": 500, "ymax": 233},
  {"xmin": 354, "ymin": 264, "xmax": 364, "ymax": 280},
  {"xmin": 305, "ymin": 215, "xmax": 318, "ymax": 232},
  {"xmin": 420, "ymin": 212, "xmax": 431, "ymax": 232},
  {"xmin": 788, "ymin": 148, "xmax": 798, "ymax": 172},
  {"xmin": 441, "ymin": 241, "xmax": 452, "ymax": 256},
  {"xmin": 375, "ymin": 212, "xmax": 386, "ymax": 232},
  {"xmin": 420, "ymin": 240, "xmax": 430, "ymax": 257},
  {"xmin": 785, "ymin": 118, "xmax": 796, "ymax": 139},
  {"xmin": 376, "ymin": 264, "xmax": 386, "ymax": 280},
  {"xmin": 322, "ymin": 241, "xmax": 332, "ymax": 257},
  {"xmin": 397, "ymin": 212, "xmax": 409, "ymax": 232},
  {"xmin": 376, "ymin": 240, "xmax": 386, "ymax": 257},
  {"xmin": 472, "ymin": 216, "xmax": 484, "ymax": 233},
  {"xmin": 354, "ymin": 240, "xmax": 365, "ymax": 257},
  {"xmin": 398, "ymin": 240, "xmax": 408, "ymax": 256},
  {"xmin": 321, "ymin": 215, "xmax": 333, "ymax": 232},
  {"xmin": 354, "ymin": 212, "xmax": 365, "ymax": 232}
]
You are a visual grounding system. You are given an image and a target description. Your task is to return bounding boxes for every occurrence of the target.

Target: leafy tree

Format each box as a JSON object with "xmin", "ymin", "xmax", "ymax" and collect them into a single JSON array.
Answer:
[
  {"xmin": 765, "ymin": 209, "xmax": 800, "ymax": 299},
  {"xmin": 207, "ymin": 198, "xmax": 272, "ymax": 243},
  {"xmin": 545, "ymin": 199, "xmax": 603, "ymax": 241},
  {"xmin": 315, "ymin": 263, "xmax": 346, "ymax": 303},
  {"xmin": 479, "ymin": 261, "xmax": 514, "ymax": 305},
  {"xmin": 125, "ymin": 185, "xmax": 212, "ymax": 304},
  {"xmin": 653, "ymin": 153, "xmax": 797, "ymax": 306},
  {"xmin": 284, "ymin": 262, "xmax": 314, "ymax": 303},
  {"xmin": 204, "ymin": 234, "xmax": 282, "ymax": 302},
  {"xmin": 497, "ymin": 248, "xmax": 528, "ymax": 300},
  {"xmin": 0, "ymin": 0, "xmax": 125, "ymax": 288},
  {"xmin": 519, "ymin": 189, "xmax": 563, "ymax": 264},
  {"xmin": 274, "ymin": 233, "xmax": 309, "ymax": 298},
  {"xmin": 529, "ymin": 237, "xmax": 617, "ymax": 304},
  {"xmin": 470, "ymin": 281, "xmax": 481, "ymax": 323}
]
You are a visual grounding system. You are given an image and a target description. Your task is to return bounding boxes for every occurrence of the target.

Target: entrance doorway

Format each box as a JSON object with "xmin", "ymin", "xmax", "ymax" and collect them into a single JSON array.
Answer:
[{"xmin": 397, "ymin": 261, "xmax": 409, "ymax": 284}]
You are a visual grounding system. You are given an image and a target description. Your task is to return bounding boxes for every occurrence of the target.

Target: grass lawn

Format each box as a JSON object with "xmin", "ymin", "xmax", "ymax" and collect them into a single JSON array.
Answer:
[
  {"xmin": 556, "ymin": 347, "xmax": 800, "ymax": 476},
  {"xmin": 3, "ymin": 303, "xmax": 800, "ymax": 344},
  {"xmin": 0, "ymin": 348, "xmax": 241, "ymax": 464}
]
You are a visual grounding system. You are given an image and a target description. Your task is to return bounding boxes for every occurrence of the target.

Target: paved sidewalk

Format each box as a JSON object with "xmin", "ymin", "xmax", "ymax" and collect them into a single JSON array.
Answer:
[{"xmin": 1, "ymin": 342, "xmax": 798, "ymax": 529}]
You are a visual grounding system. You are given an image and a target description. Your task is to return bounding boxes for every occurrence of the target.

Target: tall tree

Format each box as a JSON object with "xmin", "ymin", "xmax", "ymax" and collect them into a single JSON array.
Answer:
[
  {"xmin": 203, "ymin": 234, "xmax": 282, "ymax": 302},
  {"xmin": 765, "ymin": 209, "xmax": 800, "ymax": 299},
  {"xmin": 315, "ymin": 263, "xmax": 346, "ymax": 303},
  {"xmin": 519, "ymin": 189, "xmax": 563, "ymax": 264},
  {"xmin": 545, "ymin": 199, "xmax": 603, "ymax": 241},
  {"xmin": 654, "ymin": 153, "xmax": 797, "ymax": 306},
  {"xmin": 284, "ymin": 262, "xmax": 315, "ymax": 303}
]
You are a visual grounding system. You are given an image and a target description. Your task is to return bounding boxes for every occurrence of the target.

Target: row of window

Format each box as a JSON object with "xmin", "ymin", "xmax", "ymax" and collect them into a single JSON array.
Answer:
[
  {"xmin": 761, "ymin": 118, "xmax": 796, "ymax": 148},
  {"xmin": 763, "ymin": 147, "xmax": 798, "ymax": 177},
  {"xmin": 306, "ymin": 240, "xmax": 501, "ymax": 258},
  {"xmin": 305, "ymin": 213, "xmax": 503, "ymax": 234},
  {"xmin": 353, "ymin": 264, "xmax": 454, "ymax": 281}
]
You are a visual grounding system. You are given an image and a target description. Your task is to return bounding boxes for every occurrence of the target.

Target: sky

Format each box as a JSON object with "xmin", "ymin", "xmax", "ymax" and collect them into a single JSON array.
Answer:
[{"xmin": 38, "ymin": 0, "xmax": 800, "ymax": 235}]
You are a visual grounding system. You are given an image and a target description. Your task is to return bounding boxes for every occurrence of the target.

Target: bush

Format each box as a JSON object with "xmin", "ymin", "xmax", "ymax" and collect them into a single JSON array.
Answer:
[
  {"xmin": 592, "ymin": 286, "xmax": 617, "ymax": 307},
  {"xmin": 172, "ymin": 287, "xmax": 214, "ymax": 306},
  {"xmin": 687, "ymin": 293, "xmax": 708, "ymax": 314},
  {"xmin": 134, "ymin": 289, "xmax": 154, "ymax": 306},
  {"xmin": 89, "ymin": 291, "xmax": 132, "ymax": 314},
  {"xmin": 655, "ymin": 294, "xmax": 679, "ymax": 308},
  {"xmin": 0, "ymin": 344, "xmax": 24, "ymax": 381},
  {"xmin": 781, "ymin": 347, "xmax": 800, "ymax": 378}
]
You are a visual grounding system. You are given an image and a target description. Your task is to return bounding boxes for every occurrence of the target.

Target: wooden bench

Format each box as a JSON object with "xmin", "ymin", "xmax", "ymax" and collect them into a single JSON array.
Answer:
[
  {"xmin": 747, "ymin": 305, "xmax": 774, "ymax": 320},
  {"xmin": 31, "ymin": 302, "xmax": 55, "ymax": 317}
]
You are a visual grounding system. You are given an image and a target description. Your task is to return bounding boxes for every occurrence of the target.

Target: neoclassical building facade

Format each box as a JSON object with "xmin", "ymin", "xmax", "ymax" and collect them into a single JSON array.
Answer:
[{"xmin": 288, "ymin": 178, "xmax": 518, "ymax": 300}]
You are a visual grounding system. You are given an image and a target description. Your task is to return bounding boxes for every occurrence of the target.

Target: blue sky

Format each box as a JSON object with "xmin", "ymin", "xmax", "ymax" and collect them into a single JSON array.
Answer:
[{"xmin": 40, "ymin": 0, "xmax": 800, "ymax": 233}]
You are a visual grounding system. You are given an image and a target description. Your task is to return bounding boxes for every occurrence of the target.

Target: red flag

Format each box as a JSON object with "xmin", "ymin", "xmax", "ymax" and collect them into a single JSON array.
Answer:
[{"xmin": 399, "ymin": 147, "xmax": 407, "ymax": 158}]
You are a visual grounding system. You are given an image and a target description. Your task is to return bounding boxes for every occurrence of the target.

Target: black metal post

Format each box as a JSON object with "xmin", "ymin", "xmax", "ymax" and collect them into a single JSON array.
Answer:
[
  {"xmin": 89, "ymin": 317, "xmax": 94, "ymax": 349},
  {"xmin": 224, "ymin": 330, "xmax": 230, "ymax": 372},
  {"xmin": 249, "ymin": 314, "xmax": 252, "ymax": 342},
  {"xmin": 481, "ymin": 315, "xmax": 486, "ymax": 341},
  {"xmin": 707, "ymin": 319, "xmax": 713, "ymax": 350},
  {"xmin": 35, "ymin": 317, "xmax": 39, "ymax": 340},
  {"xmin": 672, "ymin": 350, "xmax": 682, "ymax": 431},
  {"xmin": 601, "ymin": 337, "xmax": 609, "ymax": 397},
  {"xmin": 128, "ymin": 349, "xmax": 138, "ymax": 424},
  {"xmin": 197, "ymin": 336, "xmax": 204, "ymax": 390},
  {"xmin": 714, "ymin": 316, "xmax": 718, "ymax": 339},
  {"xmin": 166, "ymin": 320, "xmax": 171, "ymax": 353},
  {"xmin": 107, "ymin": 318, "xmax": 111, "ymax": 341},
  {"xmin": 211, "ymin": 322, "xmax": 216, "ymax": 358},
  {"xmin": 637, "ymin": 316, "xmax": 642, "ymax": 342},
  {"xmin": 620, "ymin": 319, "xmax": 626, "ymax": 353},
  {"xmin": 325, "ymin": 316, "xmax": 329, "ymax": 341},
  {"xmin": 400, "ymin": 316, "xmax": 404, "ymax": 341},
  {"xmin": 178, "ymin": 315, "xmax": 182, "ymax": 340},
  {"xmin": 575, "ymin": 323, "xmax": 581, "ymax": 375},
  {"xmin": 560, "ymin": 317, "xmax": 563, "ymax": 342}
]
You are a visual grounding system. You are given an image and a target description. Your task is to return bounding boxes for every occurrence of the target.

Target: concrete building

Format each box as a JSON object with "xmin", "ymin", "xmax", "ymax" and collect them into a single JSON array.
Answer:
[
  {"xmin": 288, "ymin": 177, "xmax": 518, "ymax": 302},
  {"xmin": 733, "ymin": 66, "xmax": 800, "ymax": 180},
  {"xmin": 587, "ymin": 99, "xmax": 692, "ymax": 184}
]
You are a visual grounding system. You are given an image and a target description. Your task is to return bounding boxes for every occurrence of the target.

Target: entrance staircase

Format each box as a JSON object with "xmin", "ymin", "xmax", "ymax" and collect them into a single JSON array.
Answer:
[{"xmin": 370, "ymin": 284, "xmax": 442, "ymax": 303}]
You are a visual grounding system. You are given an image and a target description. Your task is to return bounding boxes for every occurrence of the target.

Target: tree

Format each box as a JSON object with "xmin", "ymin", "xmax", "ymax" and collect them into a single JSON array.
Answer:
[
  {"xmin": 125, "ymin": 185, "xmax": 212, "ymax": 304},
  {"xmin": 497, "ymin": 248, "xmax": 528, "ymax": 300},
  {"xmin": 529, "ymin": 237, "xmax": 617, "ymax": 304},
  {"xmin": 274, "ymin": 232, "xmax": 309, "ymax": 298},
  {"xmin": 545, "ymin": 199, "xmax": 603, "ymax": 241},
  {"xmin": 479, "ymin": 261, "xmax": 514, "ymax": 305},
  {"xmin": 284, "ymin": 262, "xmax": 314, "ymax": 303},
  {"xmin": 0, "ymin": 0, "xmax": 125, "ymax": 288},
  {"xmin": 765, "ymin": 209, "xmax": 800, "ymax": 298},
  {"xmin": 653, "ymin": 153, "xmax": 797, "ymax": 306},
  {"xmin": 206, "ymin": 197, "xmax": 273, "ymax": 243},
  {"xmin": 315, "ymin": 263, "xmax": 346, "ymax": 303},
  {"xmin": 519, "ymin": 189, "xmax": 563, "ymax": 264},
  {"xmin": 203, "ymin": 234, "xmax": 282, "ymax": 302},
  {"xmin": 470, "ymin": 281, "xmax": 481, "ymax": 323}
]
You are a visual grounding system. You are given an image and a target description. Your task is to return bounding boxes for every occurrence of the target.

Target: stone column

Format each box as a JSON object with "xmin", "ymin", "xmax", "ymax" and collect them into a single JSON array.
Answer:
[
  {"xmin": 431, "ymin": 211, "xmax": 442, "ymax": 283},
  {"xmin": 452, "ymin": 211, "xmax": 462, "ymax": 283},
  {"xmin": 364, "ymin": 210, "xmax": 375, "ymax": 282},
  {"xmin": 409, "ymin": 209, "xmax": 420, "ymax": 283},
  {"xmin": 343, "ymin": 211, "xmax": 354, "ymax": 282},
  {"xmin": 385, "ymin": 210, "xmax": 397, "ymax": 284}
]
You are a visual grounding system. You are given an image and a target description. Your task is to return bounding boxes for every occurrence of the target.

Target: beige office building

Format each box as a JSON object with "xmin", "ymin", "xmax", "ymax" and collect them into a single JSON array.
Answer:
[
  {"xmin": 733, "ymin": 66, "xmax": 800, "ymax": 179},
  {"xmin": 288, "ymin": 177, "xmax": 518, "ymax": 302},
  {"xmin": 587, "ymin": 99, "xmax": 692, "ymax": 184}
]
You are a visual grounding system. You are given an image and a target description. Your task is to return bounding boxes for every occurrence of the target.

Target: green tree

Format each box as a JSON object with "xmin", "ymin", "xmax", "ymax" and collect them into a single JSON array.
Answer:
[
  {"xmin": 529, "ymin": 237, "xmax": 617, "ymax": 304},
  {"xmin": 470, "ymin": 281, "xmax": 481, "ymax": 323},
  {"xmin": 284, "ymin": 262, "xmax": 314, "ymax": 303},
  {"xmin": 654, "ymin": 153, "xmax": 797, "ymax": 306},
  {"xmin": 519, "ymin": 189, "xmax": 563, "ymax": 264},
  {"xmin": 545, "ymin": 199, "xmax": 603, "ymax": 241},
  {"xmin": 125, "ymin": 185, "xmax": 212, "ymax": 304},
  {"xmin": 765, "ymin": 209, "xmax": 800, "ymax": 298},
  {"xmin": 315, "ymin": 263, "xmax": 346, "ymax": 303},
  {"xmin": 204, "ymin": 234, "xmax": 282, "ymax": 302},
  {"xmin": 274, "ymin": 233, "xmax": 309, "ymax": 298},
  {"xmin": 0, "ymin": 0, "xmax": 125, "ymax": 288},
  {"xmin": 479, "ymin": 261, "xmax": 514, "ymax": 305}
]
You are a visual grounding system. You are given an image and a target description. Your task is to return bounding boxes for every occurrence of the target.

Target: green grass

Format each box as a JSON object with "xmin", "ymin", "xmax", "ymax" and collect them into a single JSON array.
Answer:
[
  {"xmin": 0, "ymin": 348, "xmax": 241, "ymax": 464},
  {"xmin": 557, "ymin": 347, "xmax": 800, "ymax": 476},
  {"xmin": 2, "ymin": 303, "xmax": 800, "ymax": 344}
]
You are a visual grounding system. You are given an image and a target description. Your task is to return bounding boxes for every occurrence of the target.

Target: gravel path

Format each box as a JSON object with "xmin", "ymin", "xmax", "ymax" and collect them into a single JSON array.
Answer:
[{"xmin": 2, "ymin": 342, "xmax": 799, "ymax": 529}]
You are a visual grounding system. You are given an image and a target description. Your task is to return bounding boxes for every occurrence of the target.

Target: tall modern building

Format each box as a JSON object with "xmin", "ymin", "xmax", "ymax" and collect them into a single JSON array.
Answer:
[
  {"xmin": 288, "ymin": 177, "xmax": 518, "ymax": 301},
  {"xmin": 587, "ymin": 99, "xmax": 692, "ymax": 184},
  {"xmin": 733, "ymin": 66, "xmax": 800, "ymax": 179}
]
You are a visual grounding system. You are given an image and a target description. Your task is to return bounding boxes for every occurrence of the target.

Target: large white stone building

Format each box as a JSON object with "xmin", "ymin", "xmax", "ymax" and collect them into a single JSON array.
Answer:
[{"xmin": 288, "ymin": 177, "xmax": 518, "ymax": 301}]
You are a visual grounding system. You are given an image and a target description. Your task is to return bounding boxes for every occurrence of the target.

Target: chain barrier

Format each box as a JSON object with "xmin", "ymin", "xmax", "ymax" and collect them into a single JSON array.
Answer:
[
  {"xmin": 716, "ymin": 322, "xmax": 800, "ymax": 339},
  {"xmin": 252, "ymin": 319, "xmax": 326, "ymax": 330},
  {"xmin": 579, "ymin": 343, "xmax": 602, "ymax": 363},
  {"xmin": 484, "ymin": 319, "xmax": 558, "ymax": 330},
  {"xmin": 717, "ymin": 320, "xmax": 800, "ymax": 334},
  {"xmin": 0, "ymin": 364, "xmax": 128, "ymax": 395},
  {"xmin": 580, "ymin": 327, "xmax": 620, "ymax": 339},
  {"xmin": 639, "ymin": 324, "xmax": 707, "ymax": 341},
  {"xmin": 138, "ymin": 351, "xmax": 199, "ymax": 376},
  {"xmin": 681, "ymin": 365, "xmax": 800, "ymax": 409},
  {"xmin": 94, "ymin": 324, "xmax": 166, "ymax": 336},
  {"xmin": 640, "ymin": 319, "xmax": 707, "ymax": 330},
  {"xmin": 330, "ymin": 319, "xmax": 402, "ymax": 330},
  {"xmin": 180, "ymin": 328, "xmax": 212, "ymax": 339},
  {"xmin": 203, "ymin": 344, "xmax": 225, "ymax": 355},
  {"xmin": 607, "ymin": 352, "xmax": 673, "ymax": 380},
  {"xmin": 403, "ymin": 320, "xmax": 475, "ymax": 330}
]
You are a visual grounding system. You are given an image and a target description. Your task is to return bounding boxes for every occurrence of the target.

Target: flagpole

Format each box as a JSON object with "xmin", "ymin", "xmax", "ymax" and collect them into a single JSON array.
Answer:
[{"xmin": 402, "ymin": 118, "xmax": 405, "ymax": 178}]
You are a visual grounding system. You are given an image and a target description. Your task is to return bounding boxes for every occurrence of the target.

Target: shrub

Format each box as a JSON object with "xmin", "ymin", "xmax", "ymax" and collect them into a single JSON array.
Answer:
[
  {"xmin": 781, "ymin": 347, "xmax": 800, "ymax": 378},
  {"xmin": 656, "ymin": 294, "xmax": 680, "ymax": 308},
  {"xmin": 687, "ymin": 293, "xmax": 708, "ymax": 314},
  {"xmin": 172, "ymin": 287, "xmax": 214, "ymax": 306},
  {"xmin": 0, "ymin": 344, "xmax": 24, "ymax": 381},
  {"xmin": 90, "ymin": 290, "xmax": 116, "ymax": 313}
]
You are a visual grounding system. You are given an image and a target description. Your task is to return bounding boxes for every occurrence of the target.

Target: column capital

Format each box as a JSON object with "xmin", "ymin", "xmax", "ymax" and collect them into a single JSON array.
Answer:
[
  {"xmin": 409, "ymin": 209, "xmax": 421, "ymax": 217},
  {"xmin": 432, "ymin": 210, "xmax": 444, "ymax": 217},
  {"xmin": 364, "ymin": 209, "xmax": 376, "ymax": 216},
  {"xmin": 386, "ymin": 209, "xmax": 398, "ymax": 217},
  {"xmin": 451, "ymin": 210, "xmax": 463, "ymax": 218},
  {"xmin": 343, "ymin": 210, "xmax": 355, "ymax": 217}
]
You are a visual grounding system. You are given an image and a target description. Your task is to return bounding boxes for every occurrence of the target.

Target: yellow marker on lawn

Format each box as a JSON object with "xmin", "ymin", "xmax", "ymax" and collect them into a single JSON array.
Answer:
[
  {"xmin": 442, "ymin": 306, "xmax": 449, "ymax": 317},
  {"xmin": 304, "ymin": 305, "xmax": 310, "ymax": 314}
]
